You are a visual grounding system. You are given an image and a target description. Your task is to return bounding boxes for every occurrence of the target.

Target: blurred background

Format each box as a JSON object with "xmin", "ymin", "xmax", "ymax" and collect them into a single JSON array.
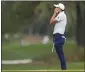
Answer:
[{"xmin": 2, "ymin": 1, "xmax": 85, "ymax": 71}]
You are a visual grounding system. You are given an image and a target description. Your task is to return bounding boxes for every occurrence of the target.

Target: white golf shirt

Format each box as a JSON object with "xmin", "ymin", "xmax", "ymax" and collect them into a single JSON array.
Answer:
[{"xmin": 53, "ymin": 11, "xmax": 67, "ymax": 34}]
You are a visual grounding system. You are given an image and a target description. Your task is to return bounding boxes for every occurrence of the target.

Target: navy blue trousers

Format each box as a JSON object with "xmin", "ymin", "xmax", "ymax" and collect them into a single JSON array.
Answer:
[{"xmin": 53, "ymin": 33, "xmax": 67, "ymax": 70}]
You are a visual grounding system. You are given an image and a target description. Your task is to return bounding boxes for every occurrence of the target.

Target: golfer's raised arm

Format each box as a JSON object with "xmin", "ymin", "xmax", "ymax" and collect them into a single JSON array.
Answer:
[{"xmin": 50, "ymin": 12, "xmax": 57, "ymax": 24}]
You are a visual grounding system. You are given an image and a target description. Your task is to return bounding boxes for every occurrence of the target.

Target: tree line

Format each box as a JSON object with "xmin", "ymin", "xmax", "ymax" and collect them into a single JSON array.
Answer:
[{"xmin": 1, "ymin": 1, "xmax": 85, "ymax": 48}]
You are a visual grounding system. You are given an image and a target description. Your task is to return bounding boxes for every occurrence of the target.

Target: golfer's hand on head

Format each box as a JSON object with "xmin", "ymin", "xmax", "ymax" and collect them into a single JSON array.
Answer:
[
  {"xmin": 50, "ymin": 8, "xmax": 59, "ymax": 24},
  {"xmin": 54, "ymin": 8, "xmax": 59, "ymax": 14}
]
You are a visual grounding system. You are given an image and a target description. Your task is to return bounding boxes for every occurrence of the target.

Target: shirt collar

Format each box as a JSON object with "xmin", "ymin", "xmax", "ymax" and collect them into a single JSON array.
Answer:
[
  {"xmin": 57, "ymin": 11, "xmax": 64, "ymax": 16},
  {"xmin": 59, "ymin": 11, "xmax": 64, "ymax": 14}
]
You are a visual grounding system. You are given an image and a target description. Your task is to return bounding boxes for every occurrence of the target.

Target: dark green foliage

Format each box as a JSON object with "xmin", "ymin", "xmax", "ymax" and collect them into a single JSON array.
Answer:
[
  {"xmin": 1, "ymin": 1, "xmax": 85, "ymax": 47},
  {"xmin": 76, "ymin": 2, "xmax": 85, "ymax": 47}
]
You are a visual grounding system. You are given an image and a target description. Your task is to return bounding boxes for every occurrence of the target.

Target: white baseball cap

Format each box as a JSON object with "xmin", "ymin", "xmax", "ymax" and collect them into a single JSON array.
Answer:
[{"xmin": 54, "ymin": 3, "xmax": 65, "ymax": 10}]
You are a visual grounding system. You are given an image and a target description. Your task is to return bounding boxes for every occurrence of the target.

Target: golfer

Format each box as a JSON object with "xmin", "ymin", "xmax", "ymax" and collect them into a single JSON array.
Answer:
[{"xmin": 50, "ymin": 3, "xmax": 67, "ymax": 70}]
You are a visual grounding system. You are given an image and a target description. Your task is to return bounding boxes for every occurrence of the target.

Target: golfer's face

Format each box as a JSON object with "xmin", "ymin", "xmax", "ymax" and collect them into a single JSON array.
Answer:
[
  {"xmin": 55, "ymin": 8, "xmax": 59, "ymax": 10},
  {"xmin": 54, "ymin": 8, "xmax": 60, "ymax": 12}
]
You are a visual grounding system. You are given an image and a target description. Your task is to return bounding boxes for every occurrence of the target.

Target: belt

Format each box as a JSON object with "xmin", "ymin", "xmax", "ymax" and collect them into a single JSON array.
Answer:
[{"xmin": 53, "ymin": 33, "xmax": 64, "ymax": 37}]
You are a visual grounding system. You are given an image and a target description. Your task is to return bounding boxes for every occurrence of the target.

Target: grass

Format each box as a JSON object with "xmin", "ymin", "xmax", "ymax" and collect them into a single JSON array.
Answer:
[
  {"xmin": 2, "ymin": 40, "xmax": 76, "ymax": 60},
  {"xmin": 2, "ymin": 62, "xmax": 84, "ymax": 72},
  {"xmin": 2, "ymin": 62, "xmax": 84, "ymax": 70},
  {"xmin": 2, "ymin": 40, "xmax": 84, "ymax": 71},
  {"xmin": 2, "ymin": 43, "xmax": 53, "ymax": 60}
]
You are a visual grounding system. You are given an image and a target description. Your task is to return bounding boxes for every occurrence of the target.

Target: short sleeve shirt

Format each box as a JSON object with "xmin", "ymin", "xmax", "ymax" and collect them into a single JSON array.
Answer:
[{"xmin": 53, "ymin": 11, "xmax": 67, "ymax": 34}]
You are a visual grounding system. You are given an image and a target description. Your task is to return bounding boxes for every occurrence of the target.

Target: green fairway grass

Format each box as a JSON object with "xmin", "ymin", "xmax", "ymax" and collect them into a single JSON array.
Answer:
[
  {"xmin": 2, "ymin": 62, "xmax": 84, "ymax": 70},
  {"xmin": 2, "ymin": 40, "xmax": 77, "ymax": 60},
  {"xmin": 2, "ymin": 40, "xmax": 84, "ymax": 71}
]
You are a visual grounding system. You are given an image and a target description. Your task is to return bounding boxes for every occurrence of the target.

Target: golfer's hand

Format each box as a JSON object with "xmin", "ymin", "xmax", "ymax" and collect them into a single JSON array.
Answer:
[{"xmin": 54, "ymin": 8, "xmax": 59, "ymax": 14}]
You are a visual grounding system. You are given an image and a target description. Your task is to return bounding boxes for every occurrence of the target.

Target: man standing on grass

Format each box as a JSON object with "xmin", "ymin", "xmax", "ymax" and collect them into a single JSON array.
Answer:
[{"xmin": 50, "ymin": 3, "xmax": 67, "ymax": 70}]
